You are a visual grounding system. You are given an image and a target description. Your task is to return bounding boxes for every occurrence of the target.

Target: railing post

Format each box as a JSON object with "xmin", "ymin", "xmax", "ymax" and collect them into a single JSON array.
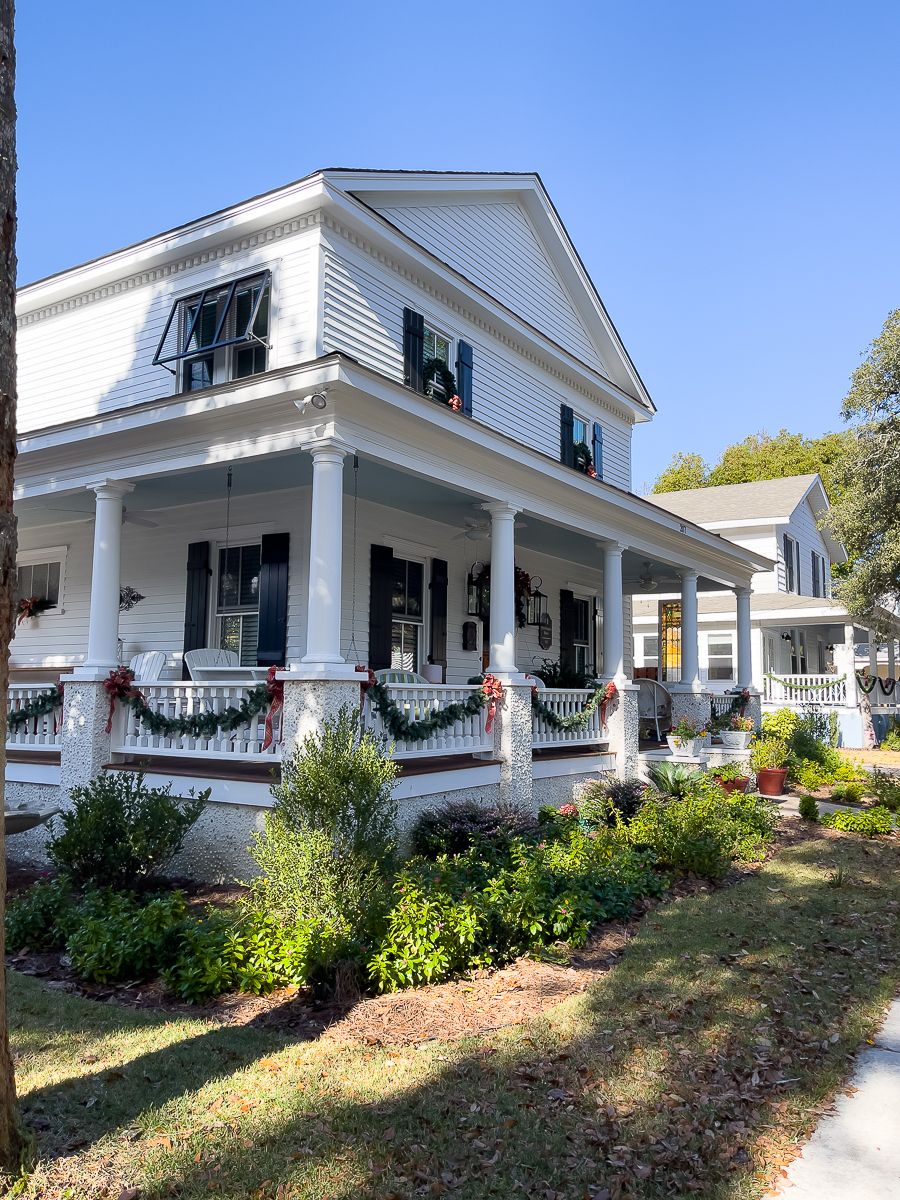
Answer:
[
  {"xmin": 493, "ymin": 681, "xmax": 533, "ymax": 809},
  {"xmin": 59, "ymin": 680, "xmax": 114, "ymax": 798}
]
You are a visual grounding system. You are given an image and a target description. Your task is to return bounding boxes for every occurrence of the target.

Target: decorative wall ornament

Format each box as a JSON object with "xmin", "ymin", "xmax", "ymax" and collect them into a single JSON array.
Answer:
[{"xmin": 119, "ymin": 586, "xmax": 146, "ymax": 612}]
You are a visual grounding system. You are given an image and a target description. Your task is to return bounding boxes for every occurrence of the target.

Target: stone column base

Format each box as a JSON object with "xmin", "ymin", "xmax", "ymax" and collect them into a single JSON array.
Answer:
[
  {"xmin": 280, "ymin": 674, "xmax": 364, "ymax": 752},
  {"xmin": 60, "ymin": 680, "xmax": 113, "ymax": 796},
  {"xmin": 494, "ymin": 682, "xmax": 533, "ymax": 810},
  {"xmin": 604, "ymin": 680, "xmax": 640, "ymax": 780},
  {"xmin": 669, "ymin": 688, "xmax": 712, "ymax": 733}
]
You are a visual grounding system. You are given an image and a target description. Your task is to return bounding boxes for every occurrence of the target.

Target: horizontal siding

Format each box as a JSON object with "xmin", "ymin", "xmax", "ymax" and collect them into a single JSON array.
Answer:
[
  {"xmin": 17, "ymin": 240, "xmax": 315, "ymax": 435},
  {"xmin": 321, "ymin": 245, "xmax": 633, "ymax": 490},
  {"xmin": 376, "ymin": 202, "xmax": 607, "ymax": 375},
  {"xmin": 14, "ymin": 486, "xmax": 608, "ymax": 682}
]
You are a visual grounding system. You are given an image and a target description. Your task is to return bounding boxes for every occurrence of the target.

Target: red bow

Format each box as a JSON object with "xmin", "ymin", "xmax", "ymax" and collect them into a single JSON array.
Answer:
[
  {"xmin": 104, "ymin": 667, "xmax": 141, "ymax": 734},
  {"xmin": 17, "ymin": 596, "xmax": 39, "ymax": 625},
  {"xmin": 356, "ymin": 664, "xmax": 377, "ymax": 702},
  {"xmin": 481, "ymin": 673, "xmax": 503, "ymax": 734},
  {"xmin": 600, "ymin": 680, "xmax": 617, "ymax": 729},
  {"xmin": 262, "ymin": 665, "xmax": 284, "ymax": 751},
  {"xmin": 53, "ymin": 677, "xmax": 65, "ymax": 735}
]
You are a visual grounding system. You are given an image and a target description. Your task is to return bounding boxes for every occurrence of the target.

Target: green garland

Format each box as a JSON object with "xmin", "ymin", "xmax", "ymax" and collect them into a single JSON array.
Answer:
[
  {"xmin": 367, "ymin": 678, "xmax": 487, "ymax": 743},
  {"xmin": 121, "ymin": 684, "xmax": 271, "ymax": 739},
  {"xmin": 531, "ymin": 682, "xmax": 614, "ymax": 731},
  {"xmin": 856, "ymin": 671, "xmax": 878, "ymax": 695},
  {"xmin": 7, "ymin": 687, "xmax": 64, "ymax": 731},
  {"xmin": 765, "ymin": 673, "xmax": 847, "ymax": 691}
]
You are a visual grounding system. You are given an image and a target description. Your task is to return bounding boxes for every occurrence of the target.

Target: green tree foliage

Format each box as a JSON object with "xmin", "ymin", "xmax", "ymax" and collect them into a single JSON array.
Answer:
[
  {"xmin": 652, "ymin": 429, "xmax": 852, "ymax": 500},
  {"xmin": 827, "ymin": 310, "xmax": 900, "ymax": 631}
]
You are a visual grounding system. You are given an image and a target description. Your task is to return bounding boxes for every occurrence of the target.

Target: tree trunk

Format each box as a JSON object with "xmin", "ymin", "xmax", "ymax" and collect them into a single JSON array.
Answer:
[{"xmin": 0, "ymin": 0, "xmax": 25, "ymax": 1173}]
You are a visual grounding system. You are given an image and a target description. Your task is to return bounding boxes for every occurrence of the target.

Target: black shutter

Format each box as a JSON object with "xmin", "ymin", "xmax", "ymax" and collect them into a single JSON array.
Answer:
[
  {"xmin": 457, "ymin": 340, "xmax": 473, "ymax": 416},
  {"xmin": 559, "ymin": 589, "xmax": 576, "ymax": 670},
  {"xmin": 560, "ymin": 404, "xmax": 574, "ymax": 468},
  {"xmin": 369, "ymin": 544, "xmax": 394, "ymax": 671},
  {"xmin": 429, "ymin": 558, "xmax": 449, "ymax": 680},
  {"xmin": 182, "ymin": 541, "xmax": 211, "ymax": 680},
  {"xmin": 592, "ymin": 421, "xmax": 604, "ymax": 480},
  {"xmin": 403, "ymin": 307, "xmax": 425, "ymax": 392},
  {"xmin": 256, "ymin": 532, "xmax": 290, "ymax": 667}
]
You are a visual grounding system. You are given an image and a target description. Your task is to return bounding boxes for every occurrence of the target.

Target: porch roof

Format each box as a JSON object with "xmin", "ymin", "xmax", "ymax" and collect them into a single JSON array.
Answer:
[{"xmin": 633, "ymin": 591, "xmax": 900, "ymax": 635}]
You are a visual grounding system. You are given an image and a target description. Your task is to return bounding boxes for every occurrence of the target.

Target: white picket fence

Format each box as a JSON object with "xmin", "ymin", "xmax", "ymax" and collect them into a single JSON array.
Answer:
[
  {"xmin": 532, "ymin": 688, "xmax": 605, "ymax": 747},
  {"xmin": 6, "ymin": 685, "xmax": 61, "ymax": 749},
  {"xmin": 364, "ymin": 684, "xmax": 492, "ymax": 758},
  {"xmin": 111, "ymin": 682, "xmax": 280, "ymax": 760},
  {"xmin": 763, "ymin": 673, "xmax": 848, "ymax": 707}
]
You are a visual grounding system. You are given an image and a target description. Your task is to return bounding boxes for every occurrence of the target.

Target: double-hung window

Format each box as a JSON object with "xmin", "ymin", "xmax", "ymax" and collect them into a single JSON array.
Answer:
[
  {"xmin": 707, "ymin": 634, "xmax": 734, "ymax": 680},
  {"xmin": 782, "ymin": 533, "xmax": 800, "ymax": 594},
  {"xmin": 811, "ymin": 550, "xmax": 829, "ymax": 598},
  {"xmin": 154, "ymin": 271, "xmax": 271, "ymax": 393},
  {"xmin": 16, "ymin": 551, "xmax": 63, "ymax": 614},
  {"xmin": 217, "ymin": 543, "xmax": 261, "ymax": 666},
  {"xmin": 572, "ymin": 596, "xmax": 592, "ymax": 676},
  {"xmin": 391, "ymin": 558, "xmax": 424, "ymax": 672}
]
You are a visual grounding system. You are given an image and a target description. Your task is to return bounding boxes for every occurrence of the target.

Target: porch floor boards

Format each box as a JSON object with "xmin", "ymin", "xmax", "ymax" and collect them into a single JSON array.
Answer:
[{"xmin": 7, "ymin": 749, "xmax": 61, "ymax": 765}]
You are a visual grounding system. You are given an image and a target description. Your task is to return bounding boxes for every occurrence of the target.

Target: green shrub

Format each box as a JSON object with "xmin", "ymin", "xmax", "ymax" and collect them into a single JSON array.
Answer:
[
  {"xmin": 65, "ymin": 890, "xmax": 188, "ymax": 983},
  {"xmin": 46, "ymin": 771, "xmax": 207, "ymax": 890},
  {"xmin": 410, "ymin": 799, "xmax": 540, "ymax": 859},
  {"xmin": 712, "ymin": 762, "xmax": 749, "ymax": 783},
  {"xmin": 749, "ymin": 737, "xmax": 790, "ymax": 772},
  {"xmin": 626, "ymin": 789, "xmax": 777, "ymax": 878},
  {"xmin": 530, "ymin": 658, "xmax": 594, "ymax": 689},
  {"xmin": 866, "ymin": 769, "xmax": 900, "ymax": 810},
  {"xmin": 798, "ymin": 794, "xmax": 820, "ymax": 822},
  {"xmin": 5, "ymin": 879, "xmax": 79, "ymax": 951},
  {"xmin": 269, "ymin": 705, "xmax": 398, "ymax": 868},
  {"xmin": 576, "ymin": 778, "xmax": 647, "ymax": 827},
  {"xmin": 761, "ymin": 708, "xmax": 799, "ymax": 741},
  {"xmin": 822, "ymin": 806, "xmax": 894, "ymax": 836},
  {"xmin": 794, "ymin": 759, "xmax": 830, "ymax": 791},
  {"xmin": 830, "ymin": 781, "xmax": 865, "ymax": 804},
  {"xmin": 647, "ymin": 761, "xmax": 705, "ymax": 798},
  {"xmin": 880, "ymin": 719, "xmax": 900, "ymax": 752}
]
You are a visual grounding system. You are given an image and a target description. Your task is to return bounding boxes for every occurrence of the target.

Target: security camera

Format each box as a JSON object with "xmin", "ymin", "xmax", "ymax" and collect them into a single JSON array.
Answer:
[{"xmin": 294, "ymin": 390, "xmax": 328, "ymax": 414}]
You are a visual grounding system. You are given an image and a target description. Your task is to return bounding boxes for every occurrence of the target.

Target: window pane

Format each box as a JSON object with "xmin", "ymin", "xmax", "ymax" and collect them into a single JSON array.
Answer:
[
  {"xmin": 406, "ymin": 562, "xmax": 423, "ymax": 619},
  {"xmin": 423, "ymin": 329, "xmax": 449, "ymax": 364},
  {"xmin": 573, "ymin": 417, "xmax": 587, "ymax": 444},
  {"xmin": 644, "ymin": 636, "xmax": 659, "ymax": 657},
  {"xmin": 709, "ymin": 641, "xmax": 732, "ymax": 656},
  {"xmin": 573, "ymin": 598, "xmax": 590, "ymax": 643},
  {"xmin": 47, "ymin": 561, "xmax": 60, "ymax": 604},
  {"xmin": 16, "ymin": 564, "xmax": 32, "ymax": 604},
  {"xmin": 186, "ymin": 297, "xmax": 218, "ymax": 351},
  {"xmin": 392, "ymin": 560, "xmax": 408, "ymax": 615},
  {"xmin": 239, "ymin": 545, "xmax": 261, "ymax": 607},
  {"xmin": 391, "ymin": 622, "xmax": 418, "ymax": 671},
  {"xmin": 708, "ymin": 665, "xmax": 734, "ymax": 680},
  {"xmin": 30, "ymin": 562, "xmax": 48, "ymax": 600},
  {"xmin": 218, "ymin": 548, "xmax": 241, "ymax": 609},
  {"xmin": 239, "ymin": 614, "xmax": 259, "ymax": 666},
  {"xmin": 234, "ymin": 344, "xmax": 267, "ymax": 378},
  {"xmin": 220, "ymin": 615, "xmax": 241, "ymax": 658},
  {"xmin": 235, "ymin": 282, "xmax": 269, "ymax": 340},
  {"xmin": 186, "ymin": 356, "xmax": 214, "ymax": 390}
]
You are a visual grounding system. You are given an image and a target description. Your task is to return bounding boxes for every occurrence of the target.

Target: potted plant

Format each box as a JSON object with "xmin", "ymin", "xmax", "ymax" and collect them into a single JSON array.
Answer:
[
  {"xmin": 711, "ymin": 760, "xmax": 751, "ymax": 795},
  {"xmin": 750, "ymin": 736, "xmax": 790, "ymax": 796},
  {"xmin": 666, "ymin": 716, "xmax": 702, "ymax": 757},
  {"xmin": 721, "ymin": 713, "xmax": 754, "ymax": 750}
]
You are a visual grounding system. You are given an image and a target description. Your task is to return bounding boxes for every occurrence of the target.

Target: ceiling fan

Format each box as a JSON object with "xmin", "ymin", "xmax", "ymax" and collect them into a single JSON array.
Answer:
[
  {"xmin": 121, "ymin": 507, "xmax": 162, "ymax": 528},
  {"xmin": 622, "ymin": 561, "xmax": 659, "ymax": 592},
  {"xmin": 452, "ymin": 516, "xmax": 528, "ymax": 541}
]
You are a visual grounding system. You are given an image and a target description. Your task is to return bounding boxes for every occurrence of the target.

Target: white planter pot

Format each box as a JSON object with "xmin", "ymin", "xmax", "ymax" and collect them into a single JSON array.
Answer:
[
  {"xmin": 720, "ymin": 731, "xmax": 752, "ymax": 750},
  {"xmin": 667, "ymin": 735, "xmax": 702, "ymax": 757}
]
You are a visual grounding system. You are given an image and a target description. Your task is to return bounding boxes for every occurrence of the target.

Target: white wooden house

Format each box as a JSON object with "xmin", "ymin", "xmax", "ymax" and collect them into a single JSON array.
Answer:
[
  {"xmin": 8, "ymin": 169, "xmax": 771, "ymax": 877},
  {"xmin": 636, "ymin": 476, "xmax": 900, "ymax": 743}
]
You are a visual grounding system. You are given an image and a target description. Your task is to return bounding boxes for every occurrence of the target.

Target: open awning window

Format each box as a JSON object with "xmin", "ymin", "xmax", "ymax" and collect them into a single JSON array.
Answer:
[{"xmin": 153, "ymin": 270, "xmax": 271, "ymax": 369}]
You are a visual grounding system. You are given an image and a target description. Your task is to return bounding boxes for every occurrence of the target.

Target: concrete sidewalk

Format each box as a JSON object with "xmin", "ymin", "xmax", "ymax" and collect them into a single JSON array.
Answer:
[{"xmin": 778, "ymin": 1000, "xmax": 900, "ymax": 1198}]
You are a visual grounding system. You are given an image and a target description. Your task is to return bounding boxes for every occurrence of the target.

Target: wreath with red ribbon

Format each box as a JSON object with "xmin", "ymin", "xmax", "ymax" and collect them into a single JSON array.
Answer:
[{"xmin": 16, "ymin": 596, "xmax": 56, "ymax": 624}]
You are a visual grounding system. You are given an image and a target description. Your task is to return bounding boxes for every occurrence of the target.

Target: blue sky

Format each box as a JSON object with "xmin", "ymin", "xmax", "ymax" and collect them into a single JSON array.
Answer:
[{"xmin": 16, "ymin": 1, "xmax": 900, "ymax": 486}]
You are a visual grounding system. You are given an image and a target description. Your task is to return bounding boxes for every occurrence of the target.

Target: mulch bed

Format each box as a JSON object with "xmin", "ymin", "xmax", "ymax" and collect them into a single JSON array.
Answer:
[{"xmin": 4, "ymin": 817, "xmax": 840, "ymax": 1051}]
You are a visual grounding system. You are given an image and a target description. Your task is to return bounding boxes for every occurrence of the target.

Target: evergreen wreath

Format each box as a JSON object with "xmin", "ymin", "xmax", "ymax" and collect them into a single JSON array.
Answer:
[
  {"xmin": 573, "ymin": 441, "xmax": 597, "ymax": 478},
  {"xmin": 765, "ymin": 673, "xmax": 847, "ymax": 691},
  {"xmin": 469, "ymin": 562, "xmax": 533, "ymax": 628},
  {"xmin": 422, "ymin": 356, "xmax": 459, "ymax": 408},
  {"xmin": 531, "ymin": 681, "xmax": 616, "ymax": 731},
  {"xmin": 16, "ymin": 596, "xmax": 56, "ymax": 624},
  {"xmin": 856, "ymin": 671, "xmax": 879, "ymax": 695},
  {"xmin": 7, "ymin": 686, "xmax": 64, "ymax": 731},
  {"xmin": 366, "ymin": 677, "xmax": 489, "ymax": 743}
]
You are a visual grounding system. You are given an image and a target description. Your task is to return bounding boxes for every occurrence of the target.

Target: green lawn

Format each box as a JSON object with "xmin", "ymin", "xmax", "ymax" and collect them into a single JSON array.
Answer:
[{"xmin": 13, "ymin": 828, "xmax": 900, "ymax": 1199}]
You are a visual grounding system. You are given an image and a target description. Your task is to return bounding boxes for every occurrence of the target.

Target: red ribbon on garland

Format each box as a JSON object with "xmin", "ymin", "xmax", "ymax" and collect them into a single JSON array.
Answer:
[
  {"xmin": 104, "ymin": 667, "xmax": 142, "ymax": 734},
  {"xmin": 600, "ymin": 680, "xmax": 617, "ymax": 729},
  {"xmin": 356, "ymin": 664, "xmax": 377, "ymax": 704},
  {"xmin": 53, "ymin": 677, "xmax": 65, "ymax": 735},
  {"xmin": 262, "ymin": 665, "xmax": 284, "ymax": 751},
  {"xmin": 481, "ymin": 673, "xmax": 504, "ymax": 734}
]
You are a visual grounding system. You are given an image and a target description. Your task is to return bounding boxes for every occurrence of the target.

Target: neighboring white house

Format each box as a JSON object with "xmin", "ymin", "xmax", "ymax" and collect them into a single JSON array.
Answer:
[
  {"xmin": 636, "ymin": 475, "xmax": 900, "ymax": 743},
  {"xmin": 7, "ymin": 169, "xmax": 773, "ymax": 877}
]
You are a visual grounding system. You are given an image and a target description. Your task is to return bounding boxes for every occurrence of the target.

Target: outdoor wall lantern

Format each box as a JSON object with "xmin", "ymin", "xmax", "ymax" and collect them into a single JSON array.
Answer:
[
  {"xmin": 467, "ymin": 562, "xmax": 490, "ymax": 621},
  {"xmin": 526, "ymin": 576, "xmax": 547, "ymax": 627}
]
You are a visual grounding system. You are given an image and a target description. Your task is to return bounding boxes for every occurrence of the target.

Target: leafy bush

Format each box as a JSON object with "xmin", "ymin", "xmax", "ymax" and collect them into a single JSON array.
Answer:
[
  {"xmin": 881, "ymin": 717, "xmax": 900, "ymax": 751},
  {"xmin": 5, "ymin": 879, "xmax": 79, "ymax": 951},
  {"xmin": 410, "ymin": 799, "xmax": 539, "ymax": 860},
  {"xmin": 530, "ymin": 658, "xmax": 594, "ymax": 689},
  {"xmin": 798, "ymin": 794, "xmax": 820, "ymax": 822},
  {"xmin": 866, "ymin": 769, "xmax": 900, "ymax": 810},
  {"xmin": 761, "ymin": 708, "xmax": 799, "ymax": 741},
  {"xmin": 830, "ymin": 781, "xmax": 865, "ymax": 804},
  {"xmin": 269, "ymin": 705, "xmax": 398, "ymax": 868},
  {"xmin": 749, "ymin": 737, "xmax": 790, "ymax": 772},
  {"xmin": 647, "ymin": 761, "xmax": 705, "ymax": 798},
  {"xmin": 576, "ymin": 777, "xmax": 647, "ymax": 827},
  {"xmin": 369, "ymin": 831, "xmax": 666, "ymax": 993},
  {"xmin": 794, "ymin": 759, "xmax": 830, "ymax": 791},
  {"xmin": 66, "ymin": 890, "xmax": 188, "ymax": 983},
  {"xmin": 625, "ymin": 788, "xmax": 777, "ymax": 877},
  {"xmin": 712, "ymin": 762, "xmax": 749, "ymax": 783},
  {"xmin": 822, "ymin": 806, "xmax": 893, "ymax": 836},
  {"xmin": 46, "ymin": 771, "xmax": 207, "ymax": 890}
]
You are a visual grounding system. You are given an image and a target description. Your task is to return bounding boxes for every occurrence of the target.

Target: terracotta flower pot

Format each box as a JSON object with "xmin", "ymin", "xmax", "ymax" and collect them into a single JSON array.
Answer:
[
  {"xmin": 756, "ymin": 767, "xmax": 788, "ymax": 797},
  {"xmin": 715, "ymin": 776, "xmax": 750, "ymax": 795}
]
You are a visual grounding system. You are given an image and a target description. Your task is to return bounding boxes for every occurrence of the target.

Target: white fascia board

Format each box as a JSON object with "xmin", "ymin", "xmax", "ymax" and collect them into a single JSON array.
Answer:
[
  {"xmin": 18, "ymin": 175, "xmax": 329, "ymax": 308},
  {"xmin": 699, "ymin": 518, "xmax": 784, "ymax": 531},
  {"xmin": 324, "ymin": 185, "xmax": 649, "ymax": 427}
]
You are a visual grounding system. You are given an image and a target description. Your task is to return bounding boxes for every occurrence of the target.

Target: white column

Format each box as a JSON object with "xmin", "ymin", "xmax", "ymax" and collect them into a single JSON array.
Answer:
[
  {"xmin": 78, "ymin": 479, "xmax": 134, "ymax": 676},
  {"xmin": 483, "ymin": 501, "xmax": 521, "ymax": 677},
  {"xmin": 601, "ymin": 542, "xmax": 626, "ymax": 681},
  {"xmin": 301, "ymin": 439, "xmax": 350, "ymax": 668},
  {"xmin": 679, "ymin": 569, "xmax": 700, "ymax": 688},
  {"xmin": 735, "ymin": 586, "xmax": 753, "ymax": 689}
]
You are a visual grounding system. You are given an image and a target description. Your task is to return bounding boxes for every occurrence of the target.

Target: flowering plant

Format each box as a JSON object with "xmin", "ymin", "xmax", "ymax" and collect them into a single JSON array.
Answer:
[
  {"xmin": 559, "ymin": 804, "xmax": 579, "ymax": 818},
  {"xmin": 730, "ymin": 714, "xmax": 753, "ymax": 731},
  {"xmin": 668, "ymin": 715, "xmax": 700, "ymax": 741}
]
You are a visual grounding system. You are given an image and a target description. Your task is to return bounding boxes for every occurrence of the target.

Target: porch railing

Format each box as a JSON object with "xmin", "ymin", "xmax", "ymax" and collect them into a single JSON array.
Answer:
[
  {"xmin": 763, "ymin": 673, "xmax": 848, "ymax": 707},
  {"xmin": 111, "ymin": 683, "xmax": 281, "ymax": 760},
  {"xmin": 532, "ymin": 688, "xmax": 605, "ymax": 748},
  {"xmin": 6, "ymin": 686, "xmax": 61, "ymax": 749},
  {"xmin": 364, "ymin": 684, "xmax": 491, "ymax": 758}
]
